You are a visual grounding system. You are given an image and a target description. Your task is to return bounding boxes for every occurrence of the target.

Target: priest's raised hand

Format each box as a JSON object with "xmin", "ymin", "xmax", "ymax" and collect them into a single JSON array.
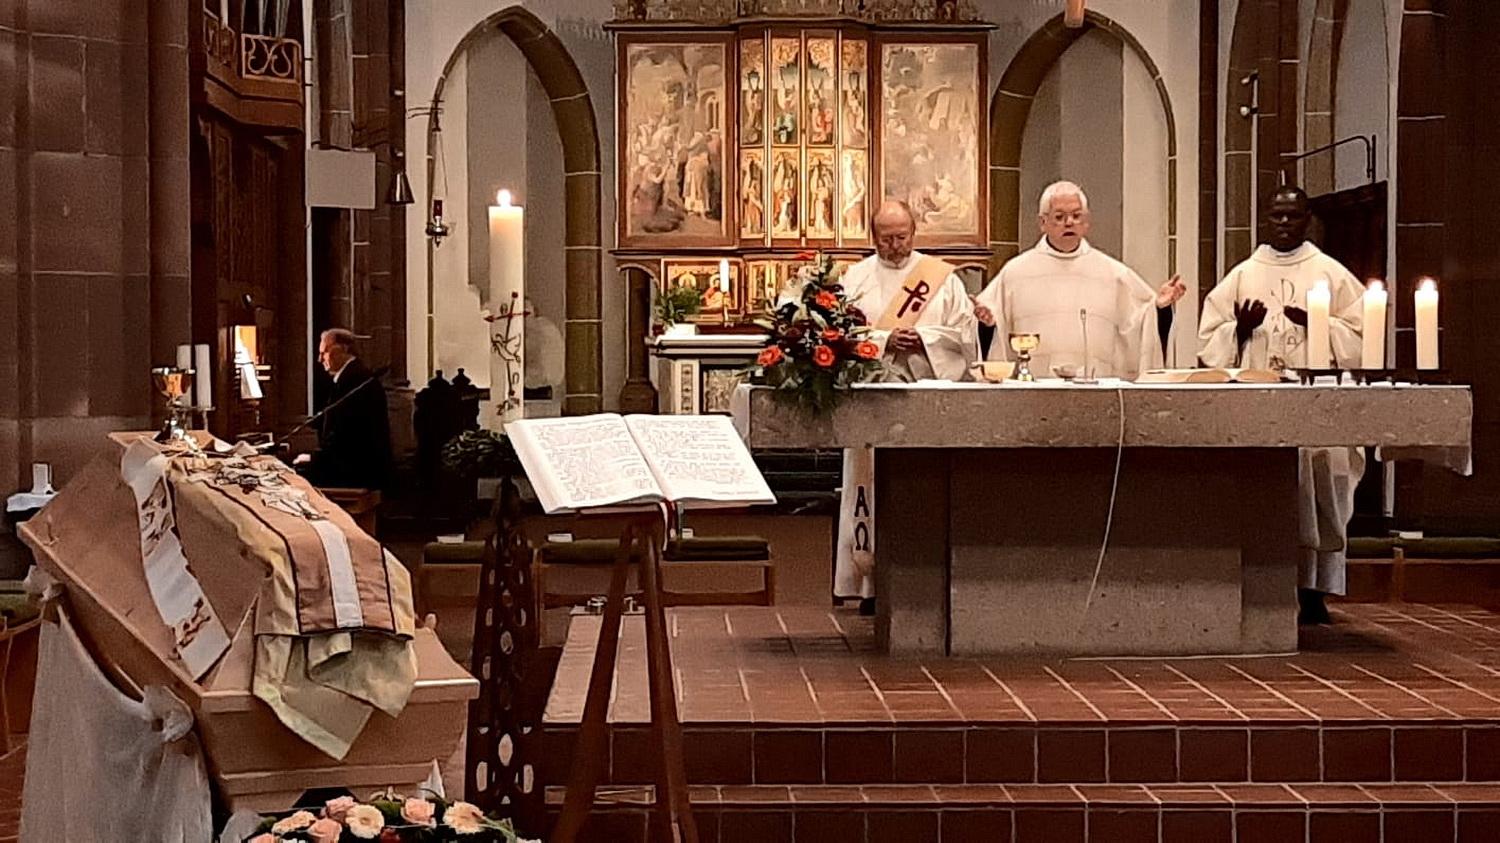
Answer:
[
  {"xmin": 1156, "ymin": 275, "xmax": 1187, "ymax": 309},
  {"xmin": 1234, "ymin": 299, "xmax": 1267, "ymax": 346},
  {"xmin": 1282, "ymin": 305, "xmax": 1308, "ymax": 327}
]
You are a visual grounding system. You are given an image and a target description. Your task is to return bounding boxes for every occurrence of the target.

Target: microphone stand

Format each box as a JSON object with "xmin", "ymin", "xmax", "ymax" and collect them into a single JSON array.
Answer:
[{"xmin": 262, "ymin": 367, "xmax": 389, "ymax": 453}]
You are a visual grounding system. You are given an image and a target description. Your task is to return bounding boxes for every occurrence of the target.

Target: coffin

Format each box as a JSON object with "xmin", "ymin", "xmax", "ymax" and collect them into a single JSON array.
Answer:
[{"xmin": 18, "ymin": 433, "xmax": 478, "ymax": 812}]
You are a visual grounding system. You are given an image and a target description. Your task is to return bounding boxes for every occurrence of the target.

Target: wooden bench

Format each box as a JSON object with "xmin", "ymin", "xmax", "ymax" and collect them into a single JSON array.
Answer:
[
  {"xmin": 318, "ymin": 487, "xmax": 382, "ymax": 536},
  {"xmin": 1348, "ymin": 536, "xmax": 1500, "ymax": 604},
  {"xmin": 533, "ymin": 535, "xmax": 774, "ymax": 613}
]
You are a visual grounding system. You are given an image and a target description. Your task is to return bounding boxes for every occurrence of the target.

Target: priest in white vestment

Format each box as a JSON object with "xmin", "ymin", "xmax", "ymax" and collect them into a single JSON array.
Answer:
[
  {"xmin": 1198, "ymin": 185, "xmax": 1367, "ymax": 623},
  {"xmin": 973, "ymin": 181, "xmax": 1185, "ymax": 379},
  {"xmin": 833, "ymin": 200, "xmax": 977, "ymax": 609}
]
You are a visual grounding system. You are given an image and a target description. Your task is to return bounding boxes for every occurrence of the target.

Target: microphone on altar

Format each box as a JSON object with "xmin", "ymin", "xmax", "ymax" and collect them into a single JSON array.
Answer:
[{"xmin": 259, "ymin": 364, "xmax": 392, "ymax": 453}]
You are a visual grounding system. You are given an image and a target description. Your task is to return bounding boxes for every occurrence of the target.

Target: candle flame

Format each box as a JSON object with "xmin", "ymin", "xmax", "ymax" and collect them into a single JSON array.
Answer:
[
  {"xmin": 1419, "ymin": 277, "xmax": 1437, "ymax": 293},
  {"xmin": 1313, "ymin": 278, "xmax": 1329, "ymax": 290},
  {"xmin": 497, "ymin": 189, "xmax": 512, "ymax": 207},
  {"xmin": 1367, "ymin": 279, "xmax": 1385, "ymax": 293}
]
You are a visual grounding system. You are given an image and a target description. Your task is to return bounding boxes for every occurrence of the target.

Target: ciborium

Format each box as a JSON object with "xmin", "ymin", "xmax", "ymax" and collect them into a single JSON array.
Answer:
[
  {"xmin": 151, "ymin": 366, "xmax": 194, "ymax": 444},
  {"xmin": 1008, "ymin": 333, "xmax": 1041, "ymax": 382}
]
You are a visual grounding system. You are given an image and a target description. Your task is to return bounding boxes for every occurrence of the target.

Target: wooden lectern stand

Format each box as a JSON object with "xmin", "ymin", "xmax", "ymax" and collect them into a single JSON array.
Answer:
[{"xmin": 551, "ymin": 507, "xmax": 697, "ymax": 843}]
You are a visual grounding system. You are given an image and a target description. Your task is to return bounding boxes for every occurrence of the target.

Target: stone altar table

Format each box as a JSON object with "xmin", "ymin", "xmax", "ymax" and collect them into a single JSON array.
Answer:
[{"xmin": 733, "ymin": 382, "xmax": 1473, "ymax": 656}]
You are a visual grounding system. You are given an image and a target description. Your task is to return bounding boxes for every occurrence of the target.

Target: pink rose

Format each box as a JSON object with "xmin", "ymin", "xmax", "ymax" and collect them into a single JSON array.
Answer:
[
  {"xmin": 271, "ymin": 810, "xmax": 317, "ymax": 835},
  {"xmin": 324, "ymin": 795, "xmax": 357, "ymax": 822},
  {"xmin": 307, "ymin": 817, "xmax": 343, "ymax": 843},
  {"xmin": 401, "ymin": 797, "xmax": 437, "ymax": 827},
  {"xmin": 443, "ymin": 800, "xmax": 487, "ymax": 834}
]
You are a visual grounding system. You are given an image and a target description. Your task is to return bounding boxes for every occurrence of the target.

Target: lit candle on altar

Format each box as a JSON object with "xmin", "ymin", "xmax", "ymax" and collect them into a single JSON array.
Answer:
[
  {"xmin": 1415, "ymin": 277, "xmax": 1439, "ymax": 370},
  {"xmin": 488, "ymin": 189, "xmax": 525, "ymax": 425},
  {"xmin": 1361, "ymin": 280, "xmax": 1387, "ymax": 370},
  {"xmin": 719, "ymin": 259, "xmax": 731, "ymax": 294},
  {"xmin": 1306, "ymin": 279, "xmax": 1331, "ymax": 369}
]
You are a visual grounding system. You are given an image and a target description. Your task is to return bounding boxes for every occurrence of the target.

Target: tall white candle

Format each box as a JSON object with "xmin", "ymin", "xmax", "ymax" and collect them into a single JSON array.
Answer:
[
  {"xmin": 488, "ymin": 189, "xmax": 525, "ymax": 426},
  {"xmin": 1306, "ymin": 279, "xmax": 1331, "ymax": 369},
  {"xmin": 1415, "ymin": 277, "xmax": 1439, "ymax": 370},
  {"xmin": 176, "ymin": 343, "xmax": 192, "ymax": 371},
  {"xmin": 1361, "ymin": 280, "xmax": 1387, "ymax": 370},
  {"xmin": 719, "ymin": 258, "xmax": 731, "ymax": 294},
  {"xmin": 193, "ymin": 343, "xmax": 212, "ymax": 410}
]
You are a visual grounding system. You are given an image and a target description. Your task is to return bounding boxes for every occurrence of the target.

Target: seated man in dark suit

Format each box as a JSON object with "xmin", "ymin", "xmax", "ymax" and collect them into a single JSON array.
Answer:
[{"xmin": 296, "ymin": 328, "xmax": 392, "ymax": 490}]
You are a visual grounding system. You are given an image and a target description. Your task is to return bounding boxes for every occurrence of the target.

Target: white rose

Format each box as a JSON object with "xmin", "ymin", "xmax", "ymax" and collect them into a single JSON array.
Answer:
[{"xmin": 345, "ymin": 803, "xmax": 386, "ymax": 839}]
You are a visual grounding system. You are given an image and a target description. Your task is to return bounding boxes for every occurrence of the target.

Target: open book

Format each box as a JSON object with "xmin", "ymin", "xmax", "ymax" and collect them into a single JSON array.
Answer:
[
  {"xmin": 1137, "ymin": 368, "xmax": 1287, "ymax": 384},
  {"xmin": 506, "ymin": 413, "xmax": 777, "ymax": 514}
]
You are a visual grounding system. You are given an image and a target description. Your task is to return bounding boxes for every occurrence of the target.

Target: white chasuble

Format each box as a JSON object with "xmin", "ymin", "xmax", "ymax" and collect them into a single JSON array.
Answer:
[
  {"xmin": 834, "ymin": 252, "xmax": 976, "ymax": 600},
  {"xmin": 1199, "ymin": 241, "xmax": 1368, "ymax": 594},
  {"xmin": 976, "ymin": 238, "xmax": 1164, "ymax": 380}
]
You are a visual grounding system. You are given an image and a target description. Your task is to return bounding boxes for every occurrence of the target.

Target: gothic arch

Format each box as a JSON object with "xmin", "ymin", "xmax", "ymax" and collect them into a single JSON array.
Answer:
[
  {"xmin": 987, "ymin": 10, "xmax": 1178, "ymax": 275},
  {"xmin": 425, "ymin": 7, "xmax": 603, "ymax": 416}
]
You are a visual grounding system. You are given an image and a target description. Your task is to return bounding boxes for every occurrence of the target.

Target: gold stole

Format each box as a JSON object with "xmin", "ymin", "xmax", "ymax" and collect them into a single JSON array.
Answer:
[{"xmin": 874, "ymin": 255, "xmax": 955, "ymax": 330}]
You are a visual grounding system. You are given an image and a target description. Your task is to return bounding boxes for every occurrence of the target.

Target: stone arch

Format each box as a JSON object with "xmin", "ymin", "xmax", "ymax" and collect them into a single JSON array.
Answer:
[
  {"xmin": 424, "ymin": 7, "xmax": 603, "ymax": 416},
  {"xmin": 1222, "ymin": 0, "xmax": 1258, "ymax": 271},
  {"xmin": 987, "ymin": 10, "xmax": 1178, "ymax": 276},
  {"xmin": 1302, "ymin": 0, "xmax": 1350, "ymax": 195}
]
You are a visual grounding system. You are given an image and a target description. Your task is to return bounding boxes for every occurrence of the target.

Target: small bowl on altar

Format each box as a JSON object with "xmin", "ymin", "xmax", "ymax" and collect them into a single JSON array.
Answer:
[
  {"xmin": 971, "ymin": 361, "xmax": 1011, "ymax": 383},
  {"xmin": 1051, "ymin": 364, "xmax": 1080, "ymax": 381}
]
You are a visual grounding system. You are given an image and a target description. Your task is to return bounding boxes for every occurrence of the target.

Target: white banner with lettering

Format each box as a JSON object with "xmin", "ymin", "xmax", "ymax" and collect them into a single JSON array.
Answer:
[{"xmin": 834, "ymin": 445, "xmax": 875, "ymax": 600}]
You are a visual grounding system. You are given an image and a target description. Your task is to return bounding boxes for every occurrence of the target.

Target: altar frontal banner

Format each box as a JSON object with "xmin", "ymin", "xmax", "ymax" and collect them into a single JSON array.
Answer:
[{"xmin": 120, "ymin": 439, "xmax": 232, "ymax": 679}]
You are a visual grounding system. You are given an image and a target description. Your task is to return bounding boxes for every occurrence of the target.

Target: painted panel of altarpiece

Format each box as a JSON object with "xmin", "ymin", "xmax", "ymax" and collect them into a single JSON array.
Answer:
[
  {"xmin": 662, "ymin": 259, "xmax": 741, "ymax": 320},
  {"xmin": 740, "ymin": 148, "xmax": 767, "ymax": 239},
  {"xmin": 878, "ymin": 41, "xmax": 983, "ymax": 243},
  {"xmin": 620, "ymin": 41, "xmax": 729, "ymax": 246}
]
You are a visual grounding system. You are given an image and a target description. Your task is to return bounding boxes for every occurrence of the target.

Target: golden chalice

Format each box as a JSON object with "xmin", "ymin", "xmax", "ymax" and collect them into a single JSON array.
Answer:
[
  {"xmin": 151, "ymin": 366, "xmax": 194, "ymax": 444},
  {"xmin": 1008, "ymin": 333, "xmax": 1041, "ymax": 382}
]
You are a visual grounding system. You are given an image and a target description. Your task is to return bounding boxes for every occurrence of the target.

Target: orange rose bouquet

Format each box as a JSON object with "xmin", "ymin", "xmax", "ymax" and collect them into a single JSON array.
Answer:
[{"xmin": 749, "ymin": 252, "xmax": 884, "ymax": 414}]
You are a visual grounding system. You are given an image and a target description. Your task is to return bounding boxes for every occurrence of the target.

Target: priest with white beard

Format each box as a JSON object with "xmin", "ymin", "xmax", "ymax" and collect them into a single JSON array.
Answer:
[
  {"xmin": 973, "ymin": 181, "xmax": 1185, "ymax": 379},
  {"xmin": 1199, "ymin": 185, "xmax": 1367, "ymax": 624},
  {"xmin": 833, "ymin": 199, "xmax": 977, "ymax": 612}
]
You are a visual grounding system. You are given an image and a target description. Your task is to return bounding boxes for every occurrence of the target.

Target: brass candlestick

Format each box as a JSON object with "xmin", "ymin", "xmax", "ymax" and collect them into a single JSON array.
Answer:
[{"xmin": 1008, "ymin": 333, "xmax": 1041, "ymax": 382}]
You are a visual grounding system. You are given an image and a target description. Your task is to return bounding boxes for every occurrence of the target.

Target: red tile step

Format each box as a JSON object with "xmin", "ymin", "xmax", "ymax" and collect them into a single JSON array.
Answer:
[
  {"xmin": 539, "ymin": 722, "xmax": 1494, "ymax": 787},
  {"xmin": 542, "ymin": 782, "xmax": 1500, "ymax": 842}
]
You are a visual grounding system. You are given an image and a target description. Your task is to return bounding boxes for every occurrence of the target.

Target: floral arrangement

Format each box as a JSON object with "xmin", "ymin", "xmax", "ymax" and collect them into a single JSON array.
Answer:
[
  {"xmin": 441, "ymin": 428, "xmax": 519, "ymax": 479},
  {"xmin": 653, "ymin": 284, "xmax": 702, "ymax": 330},
  {"xmin": 749, "ymin": 252, "xmax": 883, "ymax": 414},
  {"xmin": 247, "ymin": 793, "xmax": 535, "ymax": 842}
]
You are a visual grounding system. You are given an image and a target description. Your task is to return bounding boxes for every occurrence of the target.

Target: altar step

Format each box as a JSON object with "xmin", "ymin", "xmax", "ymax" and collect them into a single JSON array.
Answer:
[
  {"xmin": 538, "ymin": 721, "xmax": 1500, "ymax": 788},
  {"xmin": 542, "ymin": 782, "xmax": 1500, "ymax": 842}
]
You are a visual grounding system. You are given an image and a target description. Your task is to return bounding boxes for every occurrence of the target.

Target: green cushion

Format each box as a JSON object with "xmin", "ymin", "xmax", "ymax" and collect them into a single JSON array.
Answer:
[
  {"xmin": 1348, "ymin": 536, "xmax": 1500, "ymax": 559},
  {"xmin": 538, "ymin": 536, "xmax": 769, "ymax": 565},
  {"xmin": 422, "ymin": 541, "xmax": 487, "ymax": 563}
]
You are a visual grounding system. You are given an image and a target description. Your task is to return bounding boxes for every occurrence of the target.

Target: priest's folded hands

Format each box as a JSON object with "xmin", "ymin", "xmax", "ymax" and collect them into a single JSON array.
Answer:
[{"xmin": 887, "ymin": 327, "xmax": 924, "ymax": 351}]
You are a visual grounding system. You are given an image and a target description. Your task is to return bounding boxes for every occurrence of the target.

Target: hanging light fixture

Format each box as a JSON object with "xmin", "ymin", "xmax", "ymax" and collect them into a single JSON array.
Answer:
[
  {"xmin": 388, "ymin": 153, "xmax": 414, "ymax": 206},
  {"xmin": 1064, "ymin": 0, "xmax": 1085, "ymax": 27}
]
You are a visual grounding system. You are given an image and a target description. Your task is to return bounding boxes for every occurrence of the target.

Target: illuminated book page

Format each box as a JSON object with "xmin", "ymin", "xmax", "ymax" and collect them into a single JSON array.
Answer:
[
  {"xmin": 624, "ymin": 414, "xmax": 776, "ymax": 509},
  {"xmin": 506, "ymin": 415, "xmax": 663, "ymax": 514}
]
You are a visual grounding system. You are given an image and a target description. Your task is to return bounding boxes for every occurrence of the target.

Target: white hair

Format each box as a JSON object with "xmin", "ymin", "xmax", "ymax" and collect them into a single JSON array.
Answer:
[{"xmin": 1038, "ymin": 181, "xmax": 1089, "ymax": 216}]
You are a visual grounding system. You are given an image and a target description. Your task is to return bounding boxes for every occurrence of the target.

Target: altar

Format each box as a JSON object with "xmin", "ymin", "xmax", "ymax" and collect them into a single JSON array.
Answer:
[{"xmin": 733, "ymin": 382, "xmax": 1473, "ymax": 656}]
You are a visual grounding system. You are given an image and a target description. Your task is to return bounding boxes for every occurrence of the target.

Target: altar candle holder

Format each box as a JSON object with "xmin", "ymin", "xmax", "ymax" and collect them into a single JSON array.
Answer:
[
  {"xmin": 1296, "ymin": 368, "xmax": 1347, "ymax": 386},
  {"xmin": 1352, "ymin": 369, "xmax": 1396, "ymax": 386}
]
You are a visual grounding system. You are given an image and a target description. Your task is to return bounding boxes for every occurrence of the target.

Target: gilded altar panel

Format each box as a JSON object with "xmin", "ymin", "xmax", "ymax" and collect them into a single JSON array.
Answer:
[
  {"xmin": 877, "ymin": 39, "xmax": 986, "ymax": 245},
  {"xmin": 619, "ymin": 38, "xmax": 730, "ymax": 247},
  {"xmin": 662, "ymin": 258, "xmax": 742, "ymax": 321}
]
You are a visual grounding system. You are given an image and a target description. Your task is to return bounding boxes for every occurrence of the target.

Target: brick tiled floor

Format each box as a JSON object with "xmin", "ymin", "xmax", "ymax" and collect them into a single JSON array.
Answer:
[{"xmin": 546, "ymin": 603, "xmax": 1500, "ymax": 726}]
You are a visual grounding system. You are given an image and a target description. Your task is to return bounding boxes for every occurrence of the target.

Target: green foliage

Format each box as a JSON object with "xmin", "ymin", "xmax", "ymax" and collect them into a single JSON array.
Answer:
[
  {"xmin": 440, "ymin": 428, "xmax": 519, "ymax": 478},
  {"xmin": 653, "ymin": 284, "xmax": 702, "ymax": 326}
]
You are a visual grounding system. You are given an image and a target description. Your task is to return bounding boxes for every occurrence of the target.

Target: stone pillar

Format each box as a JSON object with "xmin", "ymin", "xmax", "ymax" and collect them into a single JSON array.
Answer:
[{"xmin": 618, "ymin": 267, "xmax": 658, "ymax": 413}]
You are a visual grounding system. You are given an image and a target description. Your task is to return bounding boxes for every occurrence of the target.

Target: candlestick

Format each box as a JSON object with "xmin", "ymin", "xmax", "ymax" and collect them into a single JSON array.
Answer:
[
  {"xmin": 488, "ymin": 189, "xmax": 526, "ymax": 426},
  {"xmin": 1306, "ymin": 279, "xmax": 1331, "ymax": 369},
  {"xmin": 1415, "ymin": 277, "xmax": 1439, "ymax": 370},
  {"xmin": 193, "ymin": 343, "xmax": 212, "ymax": 411},
  {"xmin": 1360, "ymin": 280, "xmax": 1387, "ymax": 369}
]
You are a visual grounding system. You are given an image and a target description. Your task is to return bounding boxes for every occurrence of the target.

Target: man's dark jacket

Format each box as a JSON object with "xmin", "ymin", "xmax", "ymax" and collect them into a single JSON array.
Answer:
[{"xmin": 303, "ymin": 357, "xmax": 392, "ymax": 490}]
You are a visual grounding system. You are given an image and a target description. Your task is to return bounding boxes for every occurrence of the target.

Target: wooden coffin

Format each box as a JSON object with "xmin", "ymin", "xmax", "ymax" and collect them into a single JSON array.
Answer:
[{"xmin": 18, "ymin": 433, "xmax": 478, "ymax": 812}]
